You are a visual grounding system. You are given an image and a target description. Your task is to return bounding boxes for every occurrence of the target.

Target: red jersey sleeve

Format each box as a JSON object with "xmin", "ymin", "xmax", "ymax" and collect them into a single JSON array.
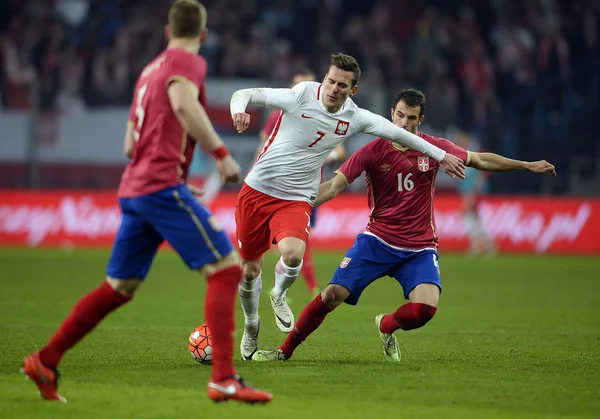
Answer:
[
  {"xmin": 429, "ymin": 136, "xmax": 470, "ymax": 164},
  {"xmin": 166, "ymin": 53, "xmax": 207, "ymax": 93},
  {"xmin": 335, "ymin": 142, "xmax": 377, "ymax": 185},
  {"xmin": 261, "ymin": 109, "xmax": 281, "ymax": 136}
]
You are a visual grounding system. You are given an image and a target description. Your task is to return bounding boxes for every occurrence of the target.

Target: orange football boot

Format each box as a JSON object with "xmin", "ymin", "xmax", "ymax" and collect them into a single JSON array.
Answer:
[
  {"xmin": 207, "ymin": 375, "xmax": 273, "ymax": 404},
  {"xmin": 21, "ymin": 352, "xmax": 66, "ymax": 402}
]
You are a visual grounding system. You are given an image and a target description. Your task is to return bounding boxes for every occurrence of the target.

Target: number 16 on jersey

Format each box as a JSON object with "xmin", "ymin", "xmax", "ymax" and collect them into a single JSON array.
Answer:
[{"xmin": 397, "ymin": 173, "xmax": 414, "ymax": 192}]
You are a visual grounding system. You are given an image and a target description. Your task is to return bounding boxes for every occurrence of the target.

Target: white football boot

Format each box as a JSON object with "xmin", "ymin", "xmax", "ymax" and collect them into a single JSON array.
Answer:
[
  {"xmin": 375, "ymin": 314, "xmax": 401, "ymax": 361},
  {"xmin": 252, "ymin": 349, "xmax": 287, "ymax": 362},
  {"xmin": 240, "ymin": 317, "xmax": 260, "ymax": 360},
  {"xmin": 269, "ymin": 289, "xmax": 294, "ymax": 333}
]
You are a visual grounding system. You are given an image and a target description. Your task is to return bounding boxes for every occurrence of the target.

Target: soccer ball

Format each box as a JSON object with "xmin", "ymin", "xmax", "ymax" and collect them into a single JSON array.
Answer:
[{"xmin": 188, "ymin": 324, "xmax": 212, "ymax": 365}]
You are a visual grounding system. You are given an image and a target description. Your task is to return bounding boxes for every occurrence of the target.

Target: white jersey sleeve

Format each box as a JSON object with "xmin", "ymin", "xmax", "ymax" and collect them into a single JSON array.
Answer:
[
  {"xmin": 230, "ymin": 83, "xmax": 307, "ymax": 115},
  {"xmin": 356, "ymin": 108, "xmax": 447, "ymax": 161}
]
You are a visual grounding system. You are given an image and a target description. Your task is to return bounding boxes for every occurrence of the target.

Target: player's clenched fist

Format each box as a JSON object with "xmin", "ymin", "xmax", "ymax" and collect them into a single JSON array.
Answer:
[
  {"xmin": 528, "ymin": 160, "xmax": 557, "ymax": 177},
  {"xmin": 232, "ymin": 112, "xmax": 251, "ymax": 133},
  {"xmin": 217, "ymin": 155, "xmax": 242, "ymax": 184},
  {"xmin": 439, "ymin": 154, "xmax": 466, "ymax": 179}
]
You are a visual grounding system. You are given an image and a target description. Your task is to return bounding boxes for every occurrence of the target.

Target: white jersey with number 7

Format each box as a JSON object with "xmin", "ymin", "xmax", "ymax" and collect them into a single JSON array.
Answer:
[{"xmin": 230, "ymin": 81, "xmax": 446, "ymax": 205}]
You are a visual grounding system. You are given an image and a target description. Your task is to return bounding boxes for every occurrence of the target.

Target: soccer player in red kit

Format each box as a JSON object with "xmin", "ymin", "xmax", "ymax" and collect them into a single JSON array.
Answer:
[
  {"xmin": 252, "ymin": 88, "xmax": 556, "ymax": 362},
  {"xmin": 21, "ymin": 0, "xmax": 272, "ymax": 404}
]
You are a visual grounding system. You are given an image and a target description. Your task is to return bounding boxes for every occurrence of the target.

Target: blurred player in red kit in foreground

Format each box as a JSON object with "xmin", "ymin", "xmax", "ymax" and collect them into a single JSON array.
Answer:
[{"xmin": 21, "ymin": 0, "xmax": 272, "ymax": 404}]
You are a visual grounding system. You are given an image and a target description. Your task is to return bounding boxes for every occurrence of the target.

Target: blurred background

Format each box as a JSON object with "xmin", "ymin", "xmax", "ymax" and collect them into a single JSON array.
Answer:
[{"xmin": 0, "ymin": 0, "xmax": 599, "ymax": 254}]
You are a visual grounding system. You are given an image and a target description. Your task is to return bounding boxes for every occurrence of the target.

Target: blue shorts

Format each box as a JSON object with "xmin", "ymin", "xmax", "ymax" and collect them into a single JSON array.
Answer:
[
  {"xmin": 106, "ymin": 184, "xmax": 233, "ymax": 280},
  {"xmin": 329, "ymin": 233, "xmax": 441, "ymax": 305}
]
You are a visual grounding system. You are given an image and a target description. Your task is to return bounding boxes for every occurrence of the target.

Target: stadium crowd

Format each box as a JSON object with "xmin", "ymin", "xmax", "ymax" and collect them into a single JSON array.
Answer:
[
  {"xmin": 1, "ymin": 0, "xmax": 598, "ymax": 195},
  {"xmin": 2, "ymin": 0, "xmax": 597, "ymax": 114}
]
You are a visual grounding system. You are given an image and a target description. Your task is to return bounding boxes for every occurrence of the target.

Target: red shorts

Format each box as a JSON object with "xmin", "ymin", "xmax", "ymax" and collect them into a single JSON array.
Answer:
[{"xmin": 235, "ymin": 183, "xmax": 312, "ymax": 261}]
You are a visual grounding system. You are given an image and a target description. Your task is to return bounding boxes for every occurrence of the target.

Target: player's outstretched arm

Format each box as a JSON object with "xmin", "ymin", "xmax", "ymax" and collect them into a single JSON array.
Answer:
[
  {"xmin": 361, "ymin": 111, "xmax": 466, "ymax": 179},
  {"xmin": 168, "ymin": 80, "xmax": 241, "ymax": 184},
  {"xmin": 314, "ymin": 174, "xmax": 348, "ymax": 208},
  {"xmin": 468, "ymin": 152, "xmax": 557, "ymax": 176},
  {"xmin": 230, "ymin": 87, "xmax": 300, "ymax": 133}
]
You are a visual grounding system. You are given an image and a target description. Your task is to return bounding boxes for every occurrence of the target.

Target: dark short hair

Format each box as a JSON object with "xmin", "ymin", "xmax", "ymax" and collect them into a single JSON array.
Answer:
[
  {"xmin": 392, "ymin": 89, "xmax": 426, "ymax": 117},
  {"xmin": 330, "ymin": 53, "xmax": 361, "ymax": 86},
  {"xmin": 168, "ymin": 0, "xmax": 207, "ymax": 38}
]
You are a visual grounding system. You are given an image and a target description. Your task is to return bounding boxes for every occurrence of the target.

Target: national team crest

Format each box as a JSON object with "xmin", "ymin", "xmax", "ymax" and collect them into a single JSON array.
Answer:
[
  {"xmin": 418, "ymin": 156, "xmax": 429, "ymax": 172},
  {"xmin": 340, "ymin": 257, "xmax": 352, "ymax": 268},
  {"xmin": 335, "ymin": 120, "xmax": 350, "ymax": 136}
]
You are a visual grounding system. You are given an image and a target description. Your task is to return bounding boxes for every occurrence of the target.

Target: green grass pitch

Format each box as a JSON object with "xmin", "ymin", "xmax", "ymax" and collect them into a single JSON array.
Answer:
[{"xmin": 0, "ymin": 248, "xmax": 599, "ymax": 418}]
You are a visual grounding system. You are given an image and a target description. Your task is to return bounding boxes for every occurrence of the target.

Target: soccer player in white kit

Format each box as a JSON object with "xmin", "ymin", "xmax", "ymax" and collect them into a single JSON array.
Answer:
[{"xmin": 230, "ymin": 53, "xmax": 466, "ymax": 360}]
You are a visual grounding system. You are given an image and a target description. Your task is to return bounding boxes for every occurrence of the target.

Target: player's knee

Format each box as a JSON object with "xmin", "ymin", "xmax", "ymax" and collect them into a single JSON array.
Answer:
[
  {"xmin": 278, "ymin": 237, "xmax": 306, "ymax": 267},
  {"xmin": 320, "ymin": 285, "xmax": 347, "ymax": 309},
  {"xmin": 242, "ymin": 262, "xmax": 261, "ymax": 281},
  {"xmin": 106, "ymin": 277, "xmax": 141, "ymax": 296},
  {"xmin": 201, "ymin": 251, "xmax": 240, "ymax": 278},
  {"xmin": 280, "ymin": 250, "xmax": 303, "ymax": 268},
  {"xmin": 409, "ymin": 283, "xmax": 440, "ymax": 307}
]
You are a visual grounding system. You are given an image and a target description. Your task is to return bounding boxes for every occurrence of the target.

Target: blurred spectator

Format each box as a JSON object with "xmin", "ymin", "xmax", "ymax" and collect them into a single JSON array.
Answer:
[
  {"xmin": 31, "ymin": 20, "xmax": 63, "ymax": 110},
  {"xmin": 84, "ymin": 28, "xmax": 133, "ymax": 107},
  {"xmin": 456, "ymin": 131, "xmax": 496, "ymax": 257},
  {"xmin": 0, "ymin": 15, "xmax": 36, "ymax": 109}
]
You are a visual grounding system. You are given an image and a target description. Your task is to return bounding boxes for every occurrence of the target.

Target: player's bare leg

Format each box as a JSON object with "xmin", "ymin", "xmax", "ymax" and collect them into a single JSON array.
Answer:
[
  {"xmin": 202, "ymin": 252, "xmax": 272, "ymax": 403},
  {"xmin": 376, "ymin": 283, "xmax": 439, "ymax": 361},
  {"xmin": 239, "ymin": 258, "xmax": 263, "ymax": 360},
  {"xmin": 22, "ymin": 277, "xmax": 138, "ymax": 401},
  {"xmin": 270, "ymin": 237, "xmax": 305, "ymax": 332},
  {"xmin": 253, "ymin": 284, "xmax": 346, "ymax": 361}
]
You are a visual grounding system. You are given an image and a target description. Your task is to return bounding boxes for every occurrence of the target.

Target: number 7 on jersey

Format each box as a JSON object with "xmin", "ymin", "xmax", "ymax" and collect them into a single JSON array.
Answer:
[{"xmin": 308, "ymin": 131, "xmax": 326, "ymax": 148}]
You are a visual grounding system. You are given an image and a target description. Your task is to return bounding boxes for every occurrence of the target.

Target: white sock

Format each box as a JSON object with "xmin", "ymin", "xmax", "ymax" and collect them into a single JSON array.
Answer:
[
  {"xmin": 273, "ymin": 257, "xmax": 303, "ymax": 296},
  {"xmin": 239, "ymin": 272, "xmax": 262, "ymax": 324}
]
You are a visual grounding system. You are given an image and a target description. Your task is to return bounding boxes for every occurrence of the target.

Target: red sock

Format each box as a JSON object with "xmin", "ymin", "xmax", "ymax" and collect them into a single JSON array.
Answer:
[
  {"xmin": 379, "ymin": 302, "xmax": 437, "ymax": 334},
  {"xmin": 205, "ymin": 265, "xmax": 241, "ymax": 382},
  {"xmin": 39, "ymin": 281, "xmax": 132, "ymax": 369},
  {"xmin": 279, "ymin": 294, "xmax": 333, "ymax": 358},
  {"xmin": 300, "ymin": 244, "xmax": 318, "ymax": 293}
]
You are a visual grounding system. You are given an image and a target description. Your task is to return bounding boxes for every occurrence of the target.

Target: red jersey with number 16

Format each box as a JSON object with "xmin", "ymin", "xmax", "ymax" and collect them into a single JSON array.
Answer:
[
  {"xmin": 335, "ymin": 134, "xmax": 469, "ymax": 250},
  {"xmin": 118, "ymin": 48, "xmax": 208, "ymax": 198}
]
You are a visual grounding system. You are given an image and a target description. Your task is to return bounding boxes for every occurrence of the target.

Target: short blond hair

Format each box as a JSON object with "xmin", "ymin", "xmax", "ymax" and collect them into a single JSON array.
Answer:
[{"xmin": 168, "ymin": 0, "xmax": 207, "ymax": 38}]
